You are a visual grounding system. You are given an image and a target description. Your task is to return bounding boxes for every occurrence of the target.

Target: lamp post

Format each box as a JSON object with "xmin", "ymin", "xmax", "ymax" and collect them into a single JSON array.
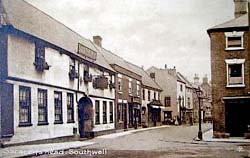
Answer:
[
  {"xmin": 196, "ymin": 87, "xmax": 203, "ymax": 140},
  {"xmin": 178, "ymin": 96, "xmax": 182, "ymax": 125}
]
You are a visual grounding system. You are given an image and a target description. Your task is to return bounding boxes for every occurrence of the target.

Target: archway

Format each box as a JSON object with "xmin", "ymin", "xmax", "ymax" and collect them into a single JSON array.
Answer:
[{"xmin": 78, "ymin": 97, "xmax": 94, "ymax": 138}]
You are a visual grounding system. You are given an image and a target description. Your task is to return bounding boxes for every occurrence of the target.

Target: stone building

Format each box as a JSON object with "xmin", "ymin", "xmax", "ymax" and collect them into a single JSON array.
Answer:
[
  {"xmin": 96, "ymin": 41, "xmax": 142, "ymax": 130},
  {"xmin": 0, "ymin": 0, "xmax": 116, "ymax": 145},
  {"xmin": 126, "ymin": 62, "xmax": 163, "ymax": 127},
  {"xmin": 207, "ymin": 0, "xmax": 250, "ymax": 137},
  {"xmin": 200, "ymin": 75, "xmax": 212, "ymax": 122},
  {"xmin": 147, "ymin": 66, "xmax": 178, "ymax": 122}
]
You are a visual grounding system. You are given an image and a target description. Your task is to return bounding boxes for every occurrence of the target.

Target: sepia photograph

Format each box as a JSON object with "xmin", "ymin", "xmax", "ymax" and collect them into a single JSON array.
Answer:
[{"xmin": 0, "ymin": 0, "xmax": 250, "ymax": 157}]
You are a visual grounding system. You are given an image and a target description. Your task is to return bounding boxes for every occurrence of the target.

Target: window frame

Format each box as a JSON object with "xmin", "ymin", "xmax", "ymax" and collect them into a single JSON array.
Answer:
[
  {"xmin": 128, "ymin": 78, "xmax": 132, "ymax": 95},
  {"xmin": 38, "ymin": 89, "xmax": 48, "ymax": 125},
  {"xmin": 225, "ymin": 31, "xmax": 244, "ymax": 51},
  {"xmin": 148, "ymin": 90, "xmax": 151, "ymax": 101},
  {"xmin": 67, "ymin": 93, "xmax": 74, "ymax": 123},
  {"xmin": 225, "ymin": 59, "xmax": 245, "ymax": 87},
  {"xmin": 19, "ymin": 86, "xmax": 32, "ymax": 127},
  {"xmin": 103, "ymin": 101, "xmax": 107, "ymax": 124},
  {"xmin": 54, "ymin": 91, "xmax": 63, "ymax": 124},
  {"xmin": 109, "ymin": 101, "xmax": 114, "ymax": 123},
  {"xmin": 95, "ymin": 100, "xmax": 100, "ymax": 125}
]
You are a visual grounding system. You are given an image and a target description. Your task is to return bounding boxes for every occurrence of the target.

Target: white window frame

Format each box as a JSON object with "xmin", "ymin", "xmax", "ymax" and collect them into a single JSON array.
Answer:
[
  {"xmin": 136, "ymin": 81, "xmax": 140, "ymax": 97},
  {"xmin": 129, "ymin": 78, "xmax": 132, "ymax": 95},
  {"xmin": 225, "ymin": 58, "xmax": 245, "ymax": 87},
  {"xmin": 225, "ymin": 31, "xmax": 244, "ymax": 51}
]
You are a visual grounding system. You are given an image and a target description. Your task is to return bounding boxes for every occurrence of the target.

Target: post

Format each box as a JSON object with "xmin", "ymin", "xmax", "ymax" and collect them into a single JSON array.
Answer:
[
  {"xmin": 179, "ymin": 97, "xmax": 182, "ymax": 125},
  {"xmin": 198, "ymin": 92, "xmax": 203, "ymax": 140}
]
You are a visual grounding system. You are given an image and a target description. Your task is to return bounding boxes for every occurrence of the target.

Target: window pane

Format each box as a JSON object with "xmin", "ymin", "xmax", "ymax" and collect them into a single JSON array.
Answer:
[
  {"xmin": 95, "ymin": 100, "xmax": 100, "ymax": 124},
  {"xmin": 38, "ymin": 89, "xmax": 47, "ymax": 123},
  {"xmin": 19, "ymin": 86, "xmax": 31, "ymax": 124},
  {"xmin": 54, "ymin": 92, "xmax": 62, "ymax": 122}
]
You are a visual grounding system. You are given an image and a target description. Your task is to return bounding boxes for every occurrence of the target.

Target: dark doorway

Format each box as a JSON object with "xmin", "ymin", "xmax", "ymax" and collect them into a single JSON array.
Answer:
[
  {"xmin": 78, "ymin": 97, "xmax": 93, "ymax": 138},
  {"xmin": 225, "ymin": 99, "xmax": 250, "ymax": 137}
]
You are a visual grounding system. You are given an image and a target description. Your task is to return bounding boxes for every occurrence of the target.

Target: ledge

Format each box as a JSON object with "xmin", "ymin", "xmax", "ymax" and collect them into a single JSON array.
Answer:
[
  {"xmin": 54, "ymin": 121, "xmax": 63, "ymax": 124},
  {"xmin": 225, "ymin": 47, "xmax": 244, "ymax": 51},
  {"xmin": 226, "ymin": 84, "xmax": 245, "ymax": 88},
  {"xmin": 18, "ymin": 123, "xmax": 33, "ymax": 127},
  {"xmin": 37, "ymin": 122, "xmax": 49, "ymax": 126}
]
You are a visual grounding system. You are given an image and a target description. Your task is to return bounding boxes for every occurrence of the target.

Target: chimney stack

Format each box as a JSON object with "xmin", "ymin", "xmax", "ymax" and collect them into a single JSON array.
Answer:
[
  {"xmin": 93, "ymin": 36, "xmax": 102, "ymax": 47},
  {"xmin": 234, "ymin": 0, "xmax": 248, "ymax": 18}
]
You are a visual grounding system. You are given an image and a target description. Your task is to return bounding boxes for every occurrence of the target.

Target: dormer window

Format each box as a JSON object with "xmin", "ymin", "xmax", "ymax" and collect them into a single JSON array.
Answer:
[
  {"xmin": 225, "ymin": 59, "xmax": 245, "ymax": 87},
  {"xmin": 34, "ymin": 42, "xmax": 50, "ymax": 71},
  {"xmin": 225, "ymin": 31, "xmax": 244, "ymax": 50}
]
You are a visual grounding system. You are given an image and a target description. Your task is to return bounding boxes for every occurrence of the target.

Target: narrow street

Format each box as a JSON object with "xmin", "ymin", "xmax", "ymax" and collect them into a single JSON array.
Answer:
[{"xmin": 33, "ymin": 124, "xmax": 250, "ymax": 158}]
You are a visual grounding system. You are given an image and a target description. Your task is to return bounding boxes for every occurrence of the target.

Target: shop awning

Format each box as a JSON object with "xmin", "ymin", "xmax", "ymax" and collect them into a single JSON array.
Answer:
[
  {"xmin": 151, "ymin": 105, "xmax": 165, "ymax": 109},
  {"xmin": 148, "ymin": 100, "xmax": 164, "ymax": 109}
]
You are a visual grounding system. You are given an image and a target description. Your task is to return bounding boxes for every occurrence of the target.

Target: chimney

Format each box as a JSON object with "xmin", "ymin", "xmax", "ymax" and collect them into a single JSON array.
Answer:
[
  {"xmin": 234, "ymin": 0, "xmax": 248, "ymax": 18},
  {"xmin": 202, "ymin": 74, "xmax": 208, "ymax": 84},
  {"xmin": 93, "ymin": 36, "xmax": 102, "ymax": 47},
  {"xmin": 194, "ymin": 74, "xmax": 200, "ymax": 86}
]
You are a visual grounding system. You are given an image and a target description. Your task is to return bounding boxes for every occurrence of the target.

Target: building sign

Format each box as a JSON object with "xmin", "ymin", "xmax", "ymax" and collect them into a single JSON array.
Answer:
[{"xmin": 78, "ymin": 43, "xmax": 97, "ymax": 61}]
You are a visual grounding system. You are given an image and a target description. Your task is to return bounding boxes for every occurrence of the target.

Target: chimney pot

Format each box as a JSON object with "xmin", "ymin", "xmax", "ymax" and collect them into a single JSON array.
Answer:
[{"xmin": 93, "ymin": 35, "xmax": 102, "ymax": 47}]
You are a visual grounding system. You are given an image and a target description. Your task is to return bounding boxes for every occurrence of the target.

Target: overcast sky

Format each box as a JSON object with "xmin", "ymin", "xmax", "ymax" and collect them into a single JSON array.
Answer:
[{"xmin": 26, "ymin": 0, "xmax": 234, "ymax": 82}]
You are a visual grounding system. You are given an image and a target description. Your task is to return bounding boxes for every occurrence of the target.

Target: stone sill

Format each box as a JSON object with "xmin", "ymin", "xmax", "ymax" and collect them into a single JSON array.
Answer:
[
  {"xmin": 225, "ymin": 47, "xmax": 244, "ymax": 51},
  {"xmin": 226, "ymin": 84, "xmax": 245, "ymax": 88}
]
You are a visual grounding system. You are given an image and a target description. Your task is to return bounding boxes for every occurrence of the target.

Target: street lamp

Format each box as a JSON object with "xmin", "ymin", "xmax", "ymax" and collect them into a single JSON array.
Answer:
[
  {"xmin": 178, "ymin": 96, "xmax": 182, "ymax": 125},
  {"xmin": 196, "ymin": 86, "xmax": 203, "ymax": 140}
]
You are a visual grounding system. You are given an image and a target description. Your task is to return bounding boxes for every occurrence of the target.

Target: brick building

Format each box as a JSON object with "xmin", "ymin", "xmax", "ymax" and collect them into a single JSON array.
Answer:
[
  {"xmin": 96, "ymin": 41, "xmax": 142, "ymax": 130},
  {"xmin": 126, "ymin": 62, "xmax": 163, "ymax": 127},
  {"xmin": 208, "ymin": 0, "xmax": 250, "ymax": 137}
]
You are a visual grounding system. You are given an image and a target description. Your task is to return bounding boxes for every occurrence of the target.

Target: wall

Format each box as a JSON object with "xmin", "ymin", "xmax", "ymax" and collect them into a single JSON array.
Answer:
[{"xmin": 210, "ymin": 30, "xmax": 250, "ymax": 134}]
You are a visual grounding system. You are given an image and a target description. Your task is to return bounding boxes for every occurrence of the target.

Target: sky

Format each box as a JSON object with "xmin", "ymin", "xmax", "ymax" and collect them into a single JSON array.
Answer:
[{"xmin": 26, "ymin": 0, "xmax": 234, "ymax": 82}]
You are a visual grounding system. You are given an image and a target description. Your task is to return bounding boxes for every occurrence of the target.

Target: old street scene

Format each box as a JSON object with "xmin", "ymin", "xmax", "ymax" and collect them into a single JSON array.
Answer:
[{"xmin": 0, "ymin": 0, "xmax": 250, "ymax": 158}]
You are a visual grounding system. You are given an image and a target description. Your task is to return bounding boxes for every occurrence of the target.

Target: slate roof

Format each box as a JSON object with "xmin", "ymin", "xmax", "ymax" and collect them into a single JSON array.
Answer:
[
  {"xmin": 1, "ymin": 0, "xmax": 114, "ymax": 72},
  {"xmin": 125, "ymin": 62, "xmax": 162, "ymax": 91},
  {"xmin": 208, "ymin": 14, "xmax": 248, "ymax": 33}
]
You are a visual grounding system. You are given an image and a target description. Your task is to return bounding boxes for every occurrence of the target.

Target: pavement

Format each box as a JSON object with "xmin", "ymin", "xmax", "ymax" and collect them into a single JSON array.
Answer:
[
  {"xmin": 0, "ymin": 125, "xmax": 170, "ymax": 158},
  {"xmin": 202, "ymin": 129, "xmax": 250, "ymax": 143}
]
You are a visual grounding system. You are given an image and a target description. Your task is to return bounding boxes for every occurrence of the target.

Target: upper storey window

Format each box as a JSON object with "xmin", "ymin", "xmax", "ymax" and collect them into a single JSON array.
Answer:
[
  {"xmin": 225, "ymin": 31, "xmax": 244, "ymax": 51},
  {"xmin": 225, "ymin": 59, "xmax": 245, "ymax": 87}
]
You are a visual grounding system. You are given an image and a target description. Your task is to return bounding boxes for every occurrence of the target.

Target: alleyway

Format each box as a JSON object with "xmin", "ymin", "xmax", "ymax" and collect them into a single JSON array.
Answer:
[{"xmin": 32, "ymin": 124, "xmax": 250, "ymax": 158}]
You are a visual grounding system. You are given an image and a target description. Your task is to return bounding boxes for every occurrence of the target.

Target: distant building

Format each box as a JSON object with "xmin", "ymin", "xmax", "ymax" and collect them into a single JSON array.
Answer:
[
  {"xmin": 126, "ymin": 62, "xmax": 163, "ymax": 127},
  {"xmin": 147, "ymin": 66, "xmax": 178, "ymax": 122},
  {"xmin": 97, "ymin": 41, "xmax": 142, "ymax": 130},
  {"xmin": 207, "ymin": 0, "xmax": 250, "ymax": 138}
]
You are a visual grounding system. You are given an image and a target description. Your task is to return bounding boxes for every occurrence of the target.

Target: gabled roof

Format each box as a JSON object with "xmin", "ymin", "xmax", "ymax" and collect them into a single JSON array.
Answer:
[
  {"xmin": 177, "ymin": 72, "xmax": 193, "ymax": 88},
  {"xmin": 1, "ymin": 0, "xmax": 114, "ymax": 72},
  {"xmin": 125, "ymin": 61, "xmax": 162, "ymax": 91},
  {"xmin": 208, "ymin": 14, "xmax": 248, "ymax": 33}
]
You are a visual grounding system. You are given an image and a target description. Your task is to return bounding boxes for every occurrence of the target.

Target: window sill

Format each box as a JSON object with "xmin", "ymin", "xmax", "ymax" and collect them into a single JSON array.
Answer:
[
  {"xmin": 54, "ymin": 121, "xmax": 63, "ymax": 124},
  {"xmin": 67, "ymin": 120, "xmax": 75, "ymax": 124},
  {"xmin": 38, "ymin": 122, "xmax": 49, "ymax": 126},
  {"xmin": 226, "ymin": 84, "xmax": 245, "ymax": 88},
  {"xmin": 225, "ymin": 47, "xmax": 244, "ymax": 51},
  {"xmin": 118, "ymin": 91, "xmax": 123, "ymax": 94},
  {"xmin": 18, "ymin": 123, "xmax": 33, "ymax": 127}
]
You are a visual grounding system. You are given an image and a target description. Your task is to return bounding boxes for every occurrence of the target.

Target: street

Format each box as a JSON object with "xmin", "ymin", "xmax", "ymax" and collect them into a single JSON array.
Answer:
[{"xmin": 31, "ymin": 124, "xmax": 250, "ymax": 158}]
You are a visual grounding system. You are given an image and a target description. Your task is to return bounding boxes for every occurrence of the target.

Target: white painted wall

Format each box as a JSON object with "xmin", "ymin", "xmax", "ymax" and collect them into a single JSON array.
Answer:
[
  {"xmin": 7, "ymin": 81, "xmax": 78, "ymax": 144},
  {"xmin": 177, "ymin": 81, "xmax": 186, "ymax": 112}
]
